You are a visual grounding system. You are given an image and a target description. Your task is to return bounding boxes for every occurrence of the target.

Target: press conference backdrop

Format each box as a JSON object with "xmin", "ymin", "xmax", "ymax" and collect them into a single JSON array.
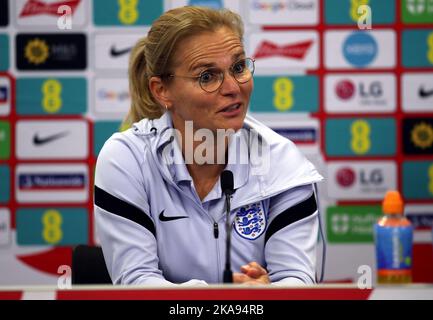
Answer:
[{"xmin": 0, "ymin": 0, "xmax": 432, "ymax": 285}]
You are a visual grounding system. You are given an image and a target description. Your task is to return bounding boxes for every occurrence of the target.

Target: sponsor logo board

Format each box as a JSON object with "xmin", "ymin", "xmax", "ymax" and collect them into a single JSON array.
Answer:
[
  {"xmin": 94, "ymin": 32, "xmax": 147, "ymax": 71},
  {"xmin": 325, "ymin": 74, "xmax": 396, "ymax": 113},
  {"xmin": 16, "ymin": 119, "xmax": 88, "ymax": 159},
  {"xmin": 93, "ymin": 77, "xmax": 130, "ymax": 119},
  {"xmin": 247, "ymin": 0, "xmax": 318, "ymax": 26},
  {"xmin": 249, "ymin": 31, "xmax": 319, "ymax": 71},
  {"xmin": 327, "ymin": 161, "xmax": 397, "ymax": 200},
  {"xmin": 16, "ymin": 33, "xmax": 87, "ymax": 70},
  {"xmin": 402, "ymin": 73, "xmax": 433, "ymax": 112},
  {"xmin": 15, "ymin": 0, "xmax": 86, "ymax": 27},
  {"xmin": 325, "ymin": 30, "xmax": 396, "ymax": 69},
  {"xmin": 16, "ymin": 207, "xmax": 88, "ymax": 245},
  {"xmin": 15, "ymin": 163, "xmax": 88, "ymax": 203},
  {"xmin": 326, "ymin": 205, "xmax": 382, "ymax": 243}
]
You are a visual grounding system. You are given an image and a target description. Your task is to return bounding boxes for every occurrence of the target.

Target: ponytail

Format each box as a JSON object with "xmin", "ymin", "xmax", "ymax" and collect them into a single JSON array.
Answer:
[{"xmin": 123, "ymin": 37, "xmax": 164, "ymax": 128}]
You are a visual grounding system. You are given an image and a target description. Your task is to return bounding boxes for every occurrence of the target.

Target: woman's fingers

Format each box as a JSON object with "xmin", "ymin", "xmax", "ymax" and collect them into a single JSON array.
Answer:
[
  {"xmin": 240, "ymin": 262, "xmax": 268, "ymax": 278},
  {"xmin": 233, "ymin": 272, "xmax": 250, "ymax": 283}
]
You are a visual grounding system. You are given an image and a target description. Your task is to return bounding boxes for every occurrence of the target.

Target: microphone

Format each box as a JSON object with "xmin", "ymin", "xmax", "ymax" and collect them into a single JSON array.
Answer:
[{"xmin": 221, "ymin": 170, "xmax": 235, "ymax": 283}]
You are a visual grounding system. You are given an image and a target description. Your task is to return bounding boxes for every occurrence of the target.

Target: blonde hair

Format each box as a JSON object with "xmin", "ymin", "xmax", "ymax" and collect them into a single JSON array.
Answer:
[{"xmin": 124, "ymin": 6, "xmax": 244, "ymax": 127}]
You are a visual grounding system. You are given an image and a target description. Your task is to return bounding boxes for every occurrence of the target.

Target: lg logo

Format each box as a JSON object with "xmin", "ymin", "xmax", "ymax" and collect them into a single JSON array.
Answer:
[
  {"xmin": 335, "ymin": 80, "xmax": 383, "ymax": 100},
  {"xmin": 336, "ymin": 167, "xmax": 383, "ymax": 187},
  {"xmin": 360, "ymin": 169, "xmax": 383, "ymax": 186},
  {"xmin": 336, "ymin": 167, "xmax": 356, "ymax": 187},
  {"xmin": 359, "ymin": 81, "xmax": 383, "ymax": 98}
]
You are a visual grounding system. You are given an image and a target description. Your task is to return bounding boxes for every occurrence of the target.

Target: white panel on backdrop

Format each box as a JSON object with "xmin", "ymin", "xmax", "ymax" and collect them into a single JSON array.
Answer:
[
  {"xmin": 247, "ymin": 0, "xmax": 319, "ymax": 26},
  {"xmin": 16, "ymin": 119, "xmax": 88, "ymax": 160},
  {"xmin": 402, "ymin": 73, "xmax": 433, "ymax": 113},
  {"xmin": 0, "ymin": 76, "xmax": 11, "ymax": 116},
  {"xmin": 325, "ymin": 73, "xmax": 396, "ymax": 113},
  {"xmin": 94, "ymin": 32, "xmax": 148, "ymax": 72},
  {"xmin": 14, "ymin": 0, "xmax": 87, "ymax": 28},
  {"xmin": 249, "ymin": 31, "xmax": 319, "ymax": 71},
  {"xmin": 93, "ymin": 77, "xmax": 130, "ymax": 119},
  {"xmin": 325, "ymin": 30, "xmax": 396, "ymax": 69},
  {"xmin": 15, "ymin": 164, "xmax": 89, "ymax": 203},
  {"xmin": 0, "ymin": 208, "xmax": 11, "ymax": 247},
  {"xmin": 324, "ymin": 244, "xmax": 377, "ymax": 283},
  {"xmin": 327, "ymin": 161, "xmax": 397, "ymax": 200}
]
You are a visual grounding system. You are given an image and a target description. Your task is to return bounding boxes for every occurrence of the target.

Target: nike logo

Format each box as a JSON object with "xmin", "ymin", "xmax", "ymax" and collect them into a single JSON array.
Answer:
[
  {"xmin": 110, "ymin": 45, "xmax": 132, "ymax": 57},
  {"xmin": 33, "ymin": 131, "xmax": 69, "ymax": 146},
  {"xmin": 419, "ymin": 86, "xmax": 433, "ymax": 98},
  {"xmin": 158, "ymin": 210, "xmax": 188, "ymax": 222}
]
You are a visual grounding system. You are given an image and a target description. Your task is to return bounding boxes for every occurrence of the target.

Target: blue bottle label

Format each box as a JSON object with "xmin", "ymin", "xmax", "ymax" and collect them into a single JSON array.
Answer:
[{"xmin": 374, "ymin": 224, "xmax": 413, "ymax": 270}]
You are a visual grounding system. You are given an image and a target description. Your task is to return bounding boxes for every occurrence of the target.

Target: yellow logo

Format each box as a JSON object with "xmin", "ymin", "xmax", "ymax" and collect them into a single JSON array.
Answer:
[
  {"xmin": 25, "ymin": 38, "xmax": 49, "ymax": 65},
  {"xmin": 411, "ymin": 122, "xmax": 433, "ymax": 149}
]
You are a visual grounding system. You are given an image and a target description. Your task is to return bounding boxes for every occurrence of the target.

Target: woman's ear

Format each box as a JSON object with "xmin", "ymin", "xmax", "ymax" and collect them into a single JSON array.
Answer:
[{"xmin": 149, "ymin": 76, "xmax": 172, "ymax": 109}]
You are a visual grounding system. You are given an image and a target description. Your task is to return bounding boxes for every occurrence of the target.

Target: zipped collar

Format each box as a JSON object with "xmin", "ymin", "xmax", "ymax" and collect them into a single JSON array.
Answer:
[{"xmin": 132, "ymin": 112, "xmax": 323, "ymax": 207}]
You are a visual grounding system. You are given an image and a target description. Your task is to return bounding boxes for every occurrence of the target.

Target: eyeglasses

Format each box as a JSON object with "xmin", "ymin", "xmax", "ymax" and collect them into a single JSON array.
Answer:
[{"xmin": 165, "ymin": 57, "xmax": 255, "ymax": 93}]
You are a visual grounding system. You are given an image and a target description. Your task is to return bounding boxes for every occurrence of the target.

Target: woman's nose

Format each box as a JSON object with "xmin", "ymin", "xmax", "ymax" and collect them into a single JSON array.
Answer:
[{"xmin": 218, "ymin": 71, "xmax": 241, "ymax": 95}]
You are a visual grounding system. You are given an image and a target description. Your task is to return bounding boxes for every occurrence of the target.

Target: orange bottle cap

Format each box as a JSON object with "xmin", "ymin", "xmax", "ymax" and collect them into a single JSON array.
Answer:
[{"xmin": 382, "ymin": 190, "xmax": 403, "ymax": 214}]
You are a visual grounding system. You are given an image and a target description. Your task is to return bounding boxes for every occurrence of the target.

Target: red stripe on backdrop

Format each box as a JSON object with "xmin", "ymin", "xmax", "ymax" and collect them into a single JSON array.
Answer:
[
  {"xmin": 0, "ymin": 291, "xmax": 23, "ymax": 300},
  {"xmin": 413, "ymin": 244, "xmax": 433, "ymax": 283},
  {"xmin": 56, "ymin": 288, "xmax": 372, "ymax": 300}
]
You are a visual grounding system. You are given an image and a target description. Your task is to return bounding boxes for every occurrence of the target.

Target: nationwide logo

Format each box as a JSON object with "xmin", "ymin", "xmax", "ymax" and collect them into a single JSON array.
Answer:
[
  {"xmin": 18, "ymin": 173, "xmax": 85, "ymax": 190},
  {"xmin": 0, "ymin": 86, "xmax": 7, "ymax": 103},
  {"xmin": 343, "ymin": 32, "xmax": 378, "ymax": 68},
  {"xmin": 336, "ymin": 167, "xmax": 356, "ymax": 187},
  {"xmin": 335, "ymin": 80, "xmax": 355, "ymax": 100},
  {"xmin": 273, "ymin": 128, "xmax": 317, "ymax": 144},
  {"xmin": 419, "ymin": 85, "xmax": 433, "ymax": 98},
  {"xmin": 253, "ymin": 40, "xmax": 313, "ymax": 59},
  {"xmin": 110, "ymin": 45, "xmax": 132, "ymax": 58},
  {"xmin": 19, "ymin": 0, "xmax": 81, "ymax": 17},
  {"xmin": 24, "ymin": 38, "xmax": 49, "ymax": 65},
  {"xmin": 407, "ymin": 214, "xmax": 433, "ymax": 230},
  {"xmin": 17, "ymin": 34, "xmax": 86, "ymax": 70},
  {"xmin": 403, "ymin": 118, "xmax": 433, "ymax": 155}
]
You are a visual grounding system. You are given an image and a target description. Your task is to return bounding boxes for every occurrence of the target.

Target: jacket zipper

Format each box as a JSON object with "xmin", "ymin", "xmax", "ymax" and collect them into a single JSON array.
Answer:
[{"xmin": 213, "ymin": 221, "xmax": 219, "ymax": 239}]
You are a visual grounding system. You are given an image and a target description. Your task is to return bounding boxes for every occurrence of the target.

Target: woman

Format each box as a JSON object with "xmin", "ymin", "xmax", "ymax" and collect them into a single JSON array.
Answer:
[{"xmin": 94, "ymin": 6, "xmax": 323, "ymax": 286}]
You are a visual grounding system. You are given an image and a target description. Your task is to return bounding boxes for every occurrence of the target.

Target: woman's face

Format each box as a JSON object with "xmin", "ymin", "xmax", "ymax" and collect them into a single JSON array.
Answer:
[{"xmin": 166, "ymin": 27, "xmax": 253, "ymax": 134}]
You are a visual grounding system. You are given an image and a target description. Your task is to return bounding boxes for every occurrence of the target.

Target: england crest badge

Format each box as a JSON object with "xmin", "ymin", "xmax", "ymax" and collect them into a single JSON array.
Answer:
[{"xmin": 234, "ymin": 202, "xmax": 267, "ymax": 240}]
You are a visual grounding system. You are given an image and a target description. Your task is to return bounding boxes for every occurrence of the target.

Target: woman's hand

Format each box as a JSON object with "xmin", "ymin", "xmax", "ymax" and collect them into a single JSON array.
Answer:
[{"xmin": 233, "ymin": 261, "xmax": 270, "ymax": 285}]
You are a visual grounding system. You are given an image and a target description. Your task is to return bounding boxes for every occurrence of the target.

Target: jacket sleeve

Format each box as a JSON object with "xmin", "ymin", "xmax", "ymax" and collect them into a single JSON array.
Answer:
[
  {"xmin": 264, "ymin": 184, "xmax": 319, "ymax": 285},
  {"xmin": 94, "ymin": 136, "xmax": 206, "ymax": 286}
]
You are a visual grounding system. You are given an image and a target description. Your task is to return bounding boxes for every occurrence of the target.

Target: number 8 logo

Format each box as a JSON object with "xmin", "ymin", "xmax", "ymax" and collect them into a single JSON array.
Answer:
[{"xmin": 350, "ymin": 119, "xmax": 371, "ymax": 155}]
